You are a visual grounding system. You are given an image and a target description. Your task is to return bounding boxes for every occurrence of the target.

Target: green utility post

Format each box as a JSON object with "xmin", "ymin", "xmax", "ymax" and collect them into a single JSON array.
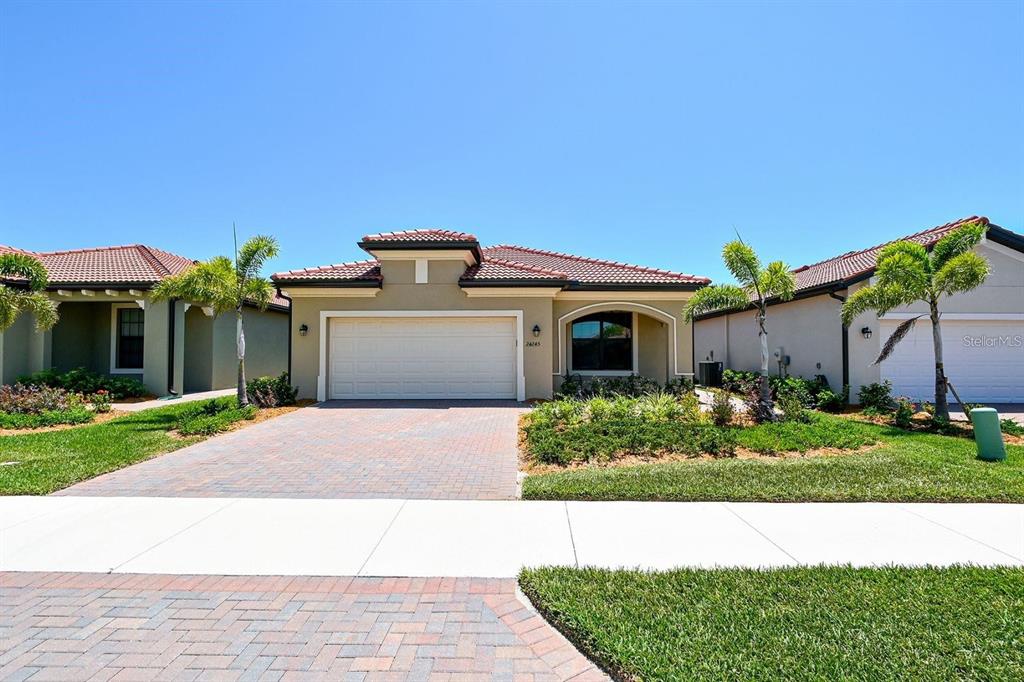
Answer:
[{"xmin": 970, "ymin": 408, "xmax": 1006, "ymax": 462}]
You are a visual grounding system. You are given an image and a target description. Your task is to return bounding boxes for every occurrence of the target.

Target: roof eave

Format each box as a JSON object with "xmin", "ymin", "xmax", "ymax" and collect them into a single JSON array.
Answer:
[
  {"xmin": 459, "ymin": 279, "xmax": 568, "ymax": 288},
  {"xmin": 563, "ymin": 281, "xmax": 706, "ymax": 292},
  {"xmin": 358, "ymin": 240, "xmax": 483, "ymax": 263},
  {"xmin": 270, "ymin": 279, "xmax": 383, "ymax": 288}
]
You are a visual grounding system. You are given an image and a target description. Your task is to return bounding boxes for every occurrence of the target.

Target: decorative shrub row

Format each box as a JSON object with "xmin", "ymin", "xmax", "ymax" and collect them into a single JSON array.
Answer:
[
  {"xmin": 523, "ymin": 396, "xmax": 878, "ymax": 465},
  {"xmin": 17, "ymin": 367, "xmax": 146, "ymax": 399},
  {"xmin": 556, "ymin": 374, "xmax": 694, "ymax": 399},
  {"xmin": 173, "ymin": 396, "xmax": 257, "ymax": 436}
]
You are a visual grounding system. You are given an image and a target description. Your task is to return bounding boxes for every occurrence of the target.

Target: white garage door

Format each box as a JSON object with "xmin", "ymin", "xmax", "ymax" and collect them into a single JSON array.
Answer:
[
  {"xmin": 880, "ymin": 318, "xmax": 1024, "ymax": 403},
  {"xmin": 328, "ymin": 316, "xmax": 518, "ymax": 399}
]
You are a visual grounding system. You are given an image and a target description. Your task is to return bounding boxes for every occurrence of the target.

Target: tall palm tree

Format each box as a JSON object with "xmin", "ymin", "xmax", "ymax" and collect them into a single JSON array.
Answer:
[
  {"xmin": 841, "ymin": 221, "xmax": 989, "ymax": 420},
  {"xmin": 0, "ymin": 252, "xmax": 59, "ymax": 332},
  {"xmin": 684, "ymin": 239, "xmax": 796, "ymax": 421},
  {"xmin": 152, "ymin": 232, "xmax": 279, "ymax": 406}
]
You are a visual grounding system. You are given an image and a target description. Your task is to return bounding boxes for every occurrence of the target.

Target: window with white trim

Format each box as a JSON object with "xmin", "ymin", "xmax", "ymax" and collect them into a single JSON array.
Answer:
[{"xmin": 571, "ymin": 312, "xmax": 632, "ymax": 371}]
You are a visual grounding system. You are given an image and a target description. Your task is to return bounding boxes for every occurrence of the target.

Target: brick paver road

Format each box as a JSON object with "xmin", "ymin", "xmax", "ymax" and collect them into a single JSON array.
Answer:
[
  {"xmin": 57, "ymin": 401, "xmax": 527, "ymax": 500},
  {"xmin": 0, "ymin": 572, "xmax": 606, "ymax": 681}
]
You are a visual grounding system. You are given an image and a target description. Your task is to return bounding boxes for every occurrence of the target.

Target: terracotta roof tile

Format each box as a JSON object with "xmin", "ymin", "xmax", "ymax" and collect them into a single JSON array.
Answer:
[
  {"xmin": 360, "ymin": 228, "xmax": 478, "ymax": 243},
  {"xmin": 34, "ymin": 244, "xmax": 195, "ymax": 285},
  {"xmin": 477, "ymin": 245, "xmax": 710, "ymax": 285},
  {"xmin": 272, "ymin": 259, "xmax": 382, "ymax": 283},
  {"xmin": 460, "ymin": 258, "xmax": 568, "ymax": 282},
  {"xmin": 791, "ymin": 216, "xmax": 990, "ymax": 292}
]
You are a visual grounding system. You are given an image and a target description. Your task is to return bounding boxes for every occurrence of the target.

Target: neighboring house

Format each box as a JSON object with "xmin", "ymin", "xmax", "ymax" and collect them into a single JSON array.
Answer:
[
  {"xmin": 0, "ymin": 244, "xmax": 289, "ymax": 396},
  {"xmin": 694, "ymin": 217, "xmax": 1024, "ymax": 403},
  {"xmin": 273, "ymin": 229, "xmax": 710, "ymax": 401}
]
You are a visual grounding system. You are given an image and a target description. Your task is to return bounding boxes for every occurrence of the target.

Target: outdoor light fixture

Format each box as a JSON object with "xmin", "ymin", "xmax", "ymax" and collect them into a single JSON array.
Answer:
[
  {"xmin": 299, "ymin": 324, "xmax": 309, "ymax": 337},
  {"xmin": 861, "ymin": 326, "xmax": 872, "ymax": 339},
  {"xmin": 532, "ymin": 324, "xmax": 541, "ymax": 337}
]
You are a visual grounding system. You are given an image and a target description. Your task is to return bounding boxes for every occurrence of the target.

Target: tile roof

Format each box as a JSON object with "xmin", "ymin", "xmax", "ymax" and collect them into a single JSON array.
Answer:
[
  {"xmin": 791, "ymin": 216, "xmax": 990, "ymax": 292},
  {"xmin": 475, "ymin": 245, "xmax": 710, "ymax": 285},
  {"xmin": 271, "ymin": 259, "xmax": 382, "ymax": 283},
  {"xmin": 274, "ymin": 236, "xmax": 710, "ymax": 289},
  {"xmin": 32, "ymin": 245, "xmax": 196, "ymax": 285},
  {"xmin": 460, "ymin": 257, "xmax": 568, "ymax": 283},
  {"xmin": 2, "ymin": 243, "xmax": 289, "ymax": 309},
  {"xmin": 360, "ymin": 229, "xmax": 478, "ymax": 243}
]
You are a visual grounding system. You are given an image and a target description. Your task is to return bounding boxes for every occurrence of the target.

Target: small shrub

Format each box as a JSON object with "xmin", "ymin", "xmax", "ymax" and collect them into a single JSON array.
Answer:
[
  {"xmin": 722, "ymin": 369, "xmax": 759, "ymax": 395},
  {"xmin": 930, "ymin": 415, "xmax": 956, "ymax": 435},
  {"xmin": 922, "ymin": 402, "xmax": 935, "ymax": 415},
  {"xmin": 88, "ymin": 390, "xmax": 112, "ymax": 413},
  {"xmin": 710, "ymin": 391, "xmax": 735, "ymax": 427},
  {"xmin": 816, "ymin": 388, "xmax": 845, "ymax": 412},
  {"xmin": 246, "ymin": 372, "xmax": 298, "ymax": 408},
  {"xmin": 664, "ymin": 376, "xmax": 695, "ymax": 396},
  {"xmin": 858, "ymin": 381, "xmax": 895, "ymax": 412},
  {"xmin": 1000, "ymin": 419, "xmax": 1024, "ymax": 437},
  {"xmin": 893, "ymin": 397, "xmax": 914, "ymax": 429},
  {"xmin": 778, "ymin": 391, "xmax": 810, "ymax": 423}
]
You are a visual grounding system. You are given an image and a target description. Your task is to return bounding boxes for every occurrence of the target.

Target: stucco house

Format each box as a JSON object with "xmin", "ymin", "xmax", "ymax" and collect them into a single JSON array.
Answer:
[
  {"xmin": 273, "ymin": 229, "xmax": 710, "ymax": 401},
  {"xmin": 693, "ymin": 217, "xmax": 1024, "ymax": 404},
  {"xmin": 0, "ymin": 244, "xmax": 289, "ymax": 396}
]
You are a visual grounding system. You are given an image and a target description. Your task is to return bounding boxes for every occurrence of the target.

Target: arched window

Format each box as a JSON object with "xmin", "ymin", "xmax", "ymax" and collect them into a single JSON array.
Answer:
[{"xmin": 571, "ymin": 312, "xmax": 632, "ymax": 371}]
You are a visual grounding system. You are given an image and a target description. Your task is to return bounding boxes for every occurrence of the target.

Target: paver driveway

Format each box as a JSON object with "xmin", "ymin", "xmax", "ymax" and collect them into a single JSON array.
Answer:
[
  {"xmin": 0, "ymin": 572, "xmax": 607, "ymax": 681},
  {"xmin": 57, "ymin": 401, "xmax": 527, "ymax": 500}
]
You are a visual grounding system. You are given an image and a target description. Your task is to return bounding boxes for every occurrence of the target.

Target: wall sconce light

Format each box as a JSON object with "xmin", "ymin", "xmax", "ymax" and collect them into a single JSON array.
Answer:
[
  {"xmin": 860, "ymin": 326, "xmax": 872, "ymax": 339},
  {"xmin": 532, "ymin": 324, "xmax": 541, "ymax": 338},
  {"xmin": 299, "ymin": 324, "xmax": 309, "ymax": 337}
]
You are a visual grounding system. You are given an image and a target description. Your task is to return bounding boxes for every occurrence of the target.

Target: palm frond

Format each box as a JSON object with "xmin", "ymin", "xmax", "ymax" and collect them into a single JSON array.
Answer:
[
  {"xmin": 874, "ymin": 250, "xmax": 930, "ymax": 295},
  {"xmin": 931, "ymin": 221, "xmax": 986, "ymax": 271},
  {"xmin": 721, "ymin": 241, "xmax": 761, "ymax": 289},
  {"xmin": 682, "ymin": 284, "xmax": 750, "ymax": 322},
  {"xmin": 876, "ymin": 241, "xmax": 929, "ymax": 276},
  {"xmin": 873, "ymin": 315, "xmax": 922, "ymax": 365},
  {"xmin": 236, "ymin": 235, "xmax": 280, "ymax": 282},
  {"xmin": 151, "ymin": 256, "xmax": 237, "ymax": 314},
  {"xmin": 759, "ymin": 261, "xmax": 796, "ymax": 302},
  {"xmin": 933, "ymin": 251, "xmax": 989, "ymax": 297},
  {"xmin": 0, "ymin": 253, "xmax": 49, "ymax": 291},
  {"xmin": 0, "ymin": 287, "xmax": 59, "ymax": 332},
  {"xmin": 241, "ymin": 278, "xmax": 274, "ymax": 311},
  {"xmin": 840, "ymin": 285, "xmax": 880, "ymax": 326}
]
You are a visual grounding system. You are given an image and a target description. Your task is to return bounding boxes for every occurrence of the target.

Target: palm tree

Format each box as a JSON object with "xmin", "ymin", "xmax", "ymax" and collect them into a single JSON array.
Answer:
[
  {"xmin": 841, "ymin": 221, "xmax": 989, "ymax": 421},
  {"xmin": 0, "ymin": 252, "xmax": 59, "ymax": 332},
  {"xmin": 152, "ymin": 232, "xmax": 279, "ymax": 406},
  {"xmin": 684, "ymin": 239, "xmax": 796, "ymax": 421}
]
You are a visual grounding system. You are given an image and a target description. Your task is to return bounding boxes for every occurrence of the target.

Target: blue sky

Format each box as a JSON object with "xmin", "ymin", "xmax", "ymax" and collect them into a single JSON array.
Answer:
[{"xmin": 1, "ymin": 1, "xmax": 1021, "ymax": 283}]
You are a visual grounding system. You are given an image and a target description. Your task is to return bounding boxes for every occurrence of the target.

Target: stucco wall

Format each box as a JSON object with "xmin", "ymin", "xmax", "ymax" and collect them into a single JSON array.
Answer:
[
  {"xmin": 50, "ymin": 302, "xmax": 115, "ymax": 375},
  {"xmin": 693, "ymin": 241, "xmax": 1024, "ymax": 402},
  {"xmin": 1, "ymin": 314, "xmax": 35, "ymax": 384},
  {"xmin": 184, "ymin": 306, "xmax": 214, "ymax": 392},
  {"xmin": 694, "ymin": 295, "xmax": 846, "ymax": 390},
  {"xmin": 637, "ymin": 313, "xmax": 669, "ymax": 382}
]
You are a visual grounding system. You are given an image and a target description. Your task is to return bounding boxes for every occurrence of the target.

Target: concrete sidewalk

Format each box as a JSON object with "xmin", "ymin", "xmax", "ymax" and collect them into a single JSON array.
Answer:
[
  {"xmin": 112, "ymin": 388, "xmax": 234, "ymax": 412},
  {"xmin": 2, "ymin": 497, "xmax": 1021, "ymax": 576}
]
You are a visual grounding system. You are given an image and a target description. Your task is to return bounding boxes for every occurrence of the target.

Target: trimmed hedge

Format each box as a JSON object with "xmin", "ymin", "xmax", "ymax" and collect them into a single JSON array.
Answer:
[{"xmin": 0, "ymin": 407, "xmax": 93, "ymax": 429}]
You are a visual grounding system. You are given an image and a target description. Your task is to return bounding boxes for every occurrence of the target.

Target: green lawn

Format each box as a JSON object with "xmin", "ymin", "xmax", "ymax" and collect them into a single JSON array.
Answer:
[
  {"xmin": 520, "ymin": 566, "xmax": 1024, "ymax": 681},
  {"xmin": 523, "ymin": 422, "xmax": 1024, "ymax": 502},
  {"xmin": 0, "ymin": 398, "xmax": 253, "ymax": 495}
]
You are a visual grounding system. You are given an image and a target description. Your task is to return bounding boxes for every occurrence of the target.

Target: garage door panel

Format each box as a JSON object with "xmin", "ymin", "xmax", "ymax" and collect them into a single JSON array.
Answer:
[
  {"xmin": 329, "ymin": 317, "xmax": 518, "ymax": 400},
  {"xmin": 881, "ymin": 319, "xmax": 1024, "ymax": 403}
]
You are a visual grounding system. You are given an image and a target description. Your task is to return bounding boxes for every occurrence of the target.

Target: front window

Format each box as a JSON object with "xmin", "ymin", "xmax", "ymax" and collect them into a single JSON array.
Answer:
[
  {"xmin": 116, "ymin": 307, "xmax": 145, "ymax": 369},
  {"xmin": 571, "ymin": 312, "xmax": 632, "ymax": 371}
]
